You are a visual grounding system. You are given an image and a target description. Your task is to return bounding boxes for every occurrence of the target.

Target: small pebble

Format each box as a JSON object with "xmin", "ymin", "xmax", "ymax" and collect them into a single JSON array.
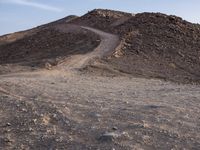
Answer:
[
  {"xmin": 99, "ymin": 132, "xmax": 119, "ymax": 142},
  {"xmin": 6, "ymin": 123, "xmax": 11, "ymax": 126},
  {"xmin": 112, "ymin": 127, "xmax": 118, "ymax": 130}
]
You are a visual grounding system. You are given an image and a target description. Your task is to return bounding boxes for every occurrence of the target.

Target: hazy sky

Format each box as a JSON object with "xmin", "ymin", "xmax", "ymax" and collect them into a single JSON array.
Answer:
[{"xmin": 0, "ymin": 0, "xmax": 200, "ymax": 35}]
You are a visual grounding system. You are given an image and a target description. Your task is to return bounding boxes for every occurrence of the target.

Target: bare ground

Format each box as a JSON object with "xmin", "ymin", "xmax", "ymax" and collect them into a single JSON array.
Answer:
[{"xmin": 0, "ymin": 26, "xmax": 200, "ymax": 150}]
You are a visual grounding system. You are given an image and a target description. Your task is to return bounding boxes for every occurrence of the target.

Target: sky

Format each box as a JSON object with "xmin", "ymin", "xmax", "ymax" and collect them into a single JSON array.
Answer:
[{"xmin": 0, "ymin": 0, "xmax": 200, "ymax": 35}]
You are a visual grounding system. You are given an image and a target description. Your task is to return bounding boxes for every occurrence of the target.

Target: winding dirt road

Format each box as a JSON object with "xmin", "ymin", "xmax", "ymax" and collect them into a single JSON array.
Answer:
[{"xmin": 58, "ymin": 26, "xmax": 119, "ymax": 70}]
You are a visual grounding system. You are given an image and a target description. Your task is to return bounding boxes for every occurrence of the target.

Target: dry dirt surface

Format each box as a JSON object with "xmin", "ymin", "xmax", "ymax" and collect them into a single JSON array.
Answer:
[
  {"xmin": 1, "ymin": 71, "xmax": 200, "ymax": 149},
  {"xmin": 0, "ymin": 9, "xmax": 200, "ymax": 150}
]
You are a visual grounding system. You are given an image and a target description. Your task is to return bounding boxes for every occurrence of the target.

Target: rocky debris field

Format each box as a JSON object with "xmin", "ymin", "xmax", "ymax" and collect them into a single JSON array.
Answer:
[{"xmin": 0, "ymin": 73, "xmax": 200, "ymax": 149}]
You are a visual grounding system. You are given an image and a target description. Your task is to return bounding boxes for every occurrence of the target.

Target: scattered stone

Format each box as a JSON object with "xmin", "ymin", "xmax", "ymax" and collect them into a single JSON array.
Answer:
[
  {"xmin": 122, "ymin": 131, "xmax": 131, "ymax": 139},
  {"xmin": 94, "ymin": 113, "xmax": 101, "ymax": 118},
  {"xmin": 6, "ymin": 123, "xmax": 11, "ymax": 126},
  {"xmin": 125, "ymin": 101, "xmax": 129, "ymax": 104},
  {"xmin": 99, "ymin": 132, "xmax": 120, "ymax": 142},
  {"xmin": 29, "ymin": 127, "xmax": 33, "ymax": 132},
  {"xmin": 53, "ymin": 113, "xmax": 57, "ymax": 118},
  {"xmin": 33, "ymin": 119, "xmax": 37, "ymax": 124},
  {"xmin": 89, "ymin": 112, "xmax": 102, "ymax": 118},
  {"xmin": 21, "ymin": 108, "xmax": 27, "ymax": 112},
  {"xmin": 112, "ymin": 126, "xmax": 118, "ymax": 130},
  {"xmin": 4, "ymin": 136, "xmax": 12, "ymax": 143},
  {"xmin": 45, "ymin": 62, "xmax": 52, "ymax": 70},
  {"xmin": 6, "ymin": 129, "xmax": 11, "ymax": 133}
]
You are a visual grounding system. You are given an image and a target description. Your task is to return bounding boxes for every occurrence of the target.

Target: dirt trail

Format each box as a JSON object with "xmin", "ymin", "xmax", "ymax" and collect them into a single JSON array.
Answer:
[{"xmin": 58, "ymin": 26, "xmax": 119, "ymax": 70}]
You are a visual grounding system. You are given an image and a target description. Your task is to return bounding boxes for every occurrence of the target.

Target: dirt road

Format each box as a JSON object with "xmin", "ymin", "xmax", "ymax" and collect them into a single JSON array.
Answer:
[{"xmin": 57, "ymin": 25, "xmax": 119, "ymax": 70}]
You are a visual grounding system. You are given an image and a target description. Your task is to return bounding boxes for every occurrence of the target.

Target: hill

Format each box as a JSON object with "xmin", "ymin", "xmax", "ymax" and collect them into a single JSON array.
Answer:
[
  {"xmin": 1, "ymin": 9, "xmax": 200, "ymax": 83},
  {"xmin": 71, "ymin": 9, "xmax": 200, "ymax": 83},
  {"xmin": 0, "ymin": 15, "xmax": 100, "ymax": 74},
  {"xmin": 0, "ymin": 9, "xmax": 200, "ymax": 149}
]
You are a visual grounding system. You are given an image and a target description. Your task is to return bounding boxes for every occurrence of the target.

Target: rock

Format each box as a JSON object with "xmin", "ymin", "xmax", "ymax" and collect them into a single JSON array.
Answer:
[
  {"xmin": 21, "ymin": 108, "xmax": 27, "ymax": 112},
  {"xmin": 94, "ymin": 113, "xmax": 101, "ymax": 118},
  {"xmin": 29, "ymin": 127, "xmax": 33, "ymax": 132},
  {"xmin": 33, "ymin": 119, "xmax": 37, "ymax": 124},
  {"xmin": 99, "ymin": 132, "xmax": 120, "ymax": 142},
  {"xmin": 112, "ymin": 127, "xmax": 118, "ymax": 130},
  {"xmin": 125, "ymin": 101, "xmax": 129, "ymax": 104},
  {"xmin": 4, "ymin": 136, "xmax": 12, "ymax": 143},
  {"xmin": 89, "ymin": 112, "xmax": 102, "ymax": 118},
  {"xmin": 45, "ymin": 62, "xmax": 52, "ymax": 70},
  {"xmin": 6, "ymin": 123, "xmax": 11, "ymax": 126}
]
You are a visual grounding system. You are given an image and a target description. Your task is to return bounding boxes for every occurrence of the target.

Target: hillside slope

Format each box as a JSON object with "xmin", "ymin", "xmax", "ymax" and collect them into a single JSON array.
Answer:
[
  {"xmin": 72, "ymin": 10, "xmax": 200, "ymax": 83},
  {"xmin": 0, "ymin": 15, "xmax": 77, "ymax": 45},
  {"xmin": 0, "ymin": 16, "xmax": 100, "ymax": 74},
  {"xmin": 108, "ymin": 13, "xmax": 200, "ymax": 83}
]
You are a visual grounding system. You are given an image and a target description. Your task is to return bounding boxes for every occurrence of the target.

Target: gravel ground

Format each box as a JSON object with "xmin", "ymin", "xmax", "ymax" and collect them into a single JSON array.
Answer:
[{"xmin": 0, "ymin": 70, "xmax": 200, "ymax": 149}]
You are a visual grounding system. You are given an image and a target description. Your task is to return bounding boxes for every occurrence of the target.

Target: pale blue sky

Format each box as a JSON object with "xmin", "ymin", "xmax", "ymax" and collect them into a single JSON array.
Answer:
[{"xmin": 0, "ymin": 0, "xmax": 200, "ymax": 35}]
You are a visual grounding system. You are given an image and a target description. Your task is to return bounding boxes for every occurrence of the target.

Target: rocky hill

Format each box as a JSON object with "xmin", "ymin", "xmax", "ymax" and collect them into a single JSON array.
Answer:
[
  {"xmin": 107, "ymin": 13, "xmax": 200, "ymax": 83},
  {"xmin": 72, "ymin": 10, "xmax": 200, "ymax": 83},
  {"xmin": 1, "ymin": 9, "xmax": 200, "ymax": 150},
  {"xmin": 1, "ymin": 9, "xmax": 200, "ymax": 83},
  {"xmin": 0, "ymin": 16, "xmax": 100, "ymax": 74}
]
